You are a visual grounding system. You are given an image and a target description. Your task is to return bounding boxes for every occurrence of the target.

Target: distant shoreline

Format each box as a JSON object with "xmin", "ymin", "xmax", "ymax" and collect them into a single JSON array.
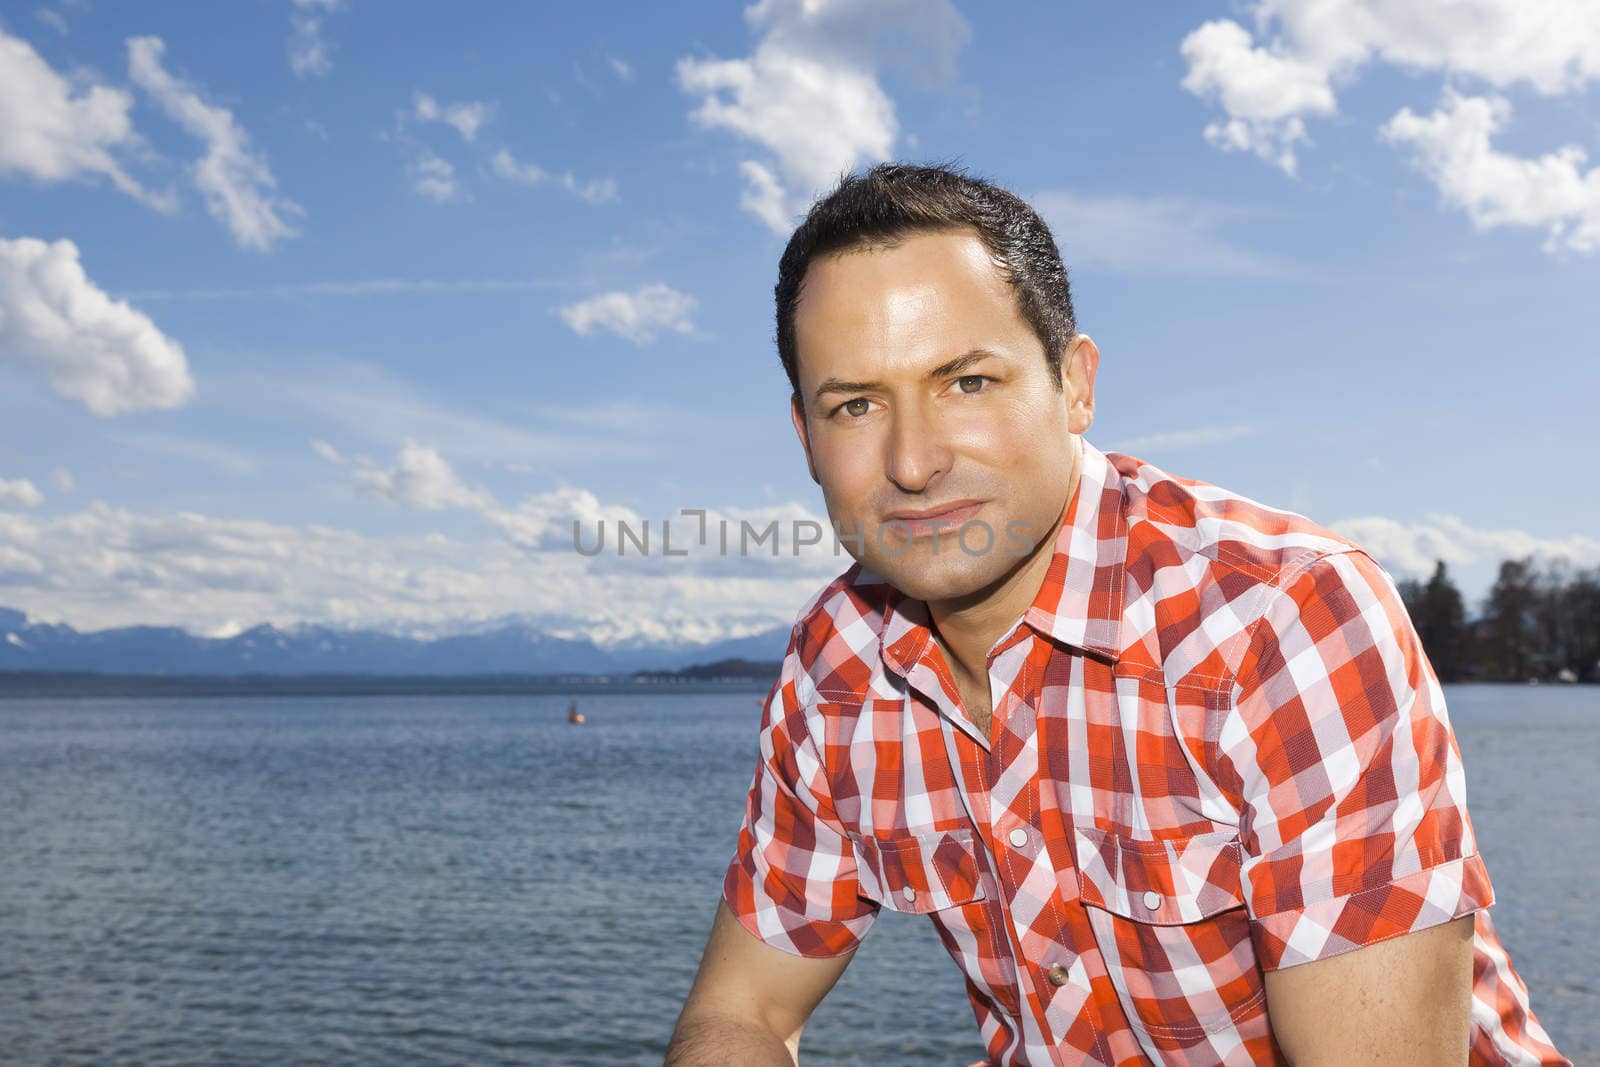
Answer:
[
  {"xmin": 0, "ymin": 670, "xmax": 776, "ymax": 699},
  {"xmin": 0, "ymin": 670, "xmax": 1588, "ymax": 701}
]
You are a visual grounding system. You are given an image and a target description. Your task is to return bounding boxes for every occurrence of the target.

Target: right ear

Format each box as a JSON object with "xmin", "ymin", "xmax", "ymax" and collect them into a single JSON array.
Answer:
[{"xmin": 791, "ymin": 394, "xmax": 820, "ymax": 485}]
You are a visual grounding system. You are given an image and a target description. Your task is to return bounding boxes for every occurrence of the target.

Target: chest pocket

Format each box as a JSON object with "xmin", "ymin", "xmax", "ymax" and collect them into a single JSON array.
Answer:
[
  {"xmin": 1073, "ymin": 825, "xmax": 1269, "ymax": 1056},
  {"xmin": 850, "ymin": 827, "xmax": 1024, "ymax": 1017},
  {"xmin": 850, "ymin": 828, "xmax": 986, "ymax": 914}
]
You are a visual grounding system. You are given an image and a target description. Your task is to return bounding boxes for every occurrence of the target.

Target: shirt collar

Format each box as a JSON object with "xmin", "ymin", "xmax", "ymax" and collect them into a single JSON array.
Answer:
[{"xmin": 862, "ymin": 435, "xmax": 1127, "ymax": 676}]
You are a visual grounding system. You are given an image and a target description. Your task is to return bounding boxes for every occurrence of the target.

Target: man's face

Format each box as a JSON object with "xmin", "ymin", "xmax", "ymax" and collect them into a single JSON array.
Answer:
[{"xmin": 789, "ymin": 227, "xmax": 1097, "ymax": 604}]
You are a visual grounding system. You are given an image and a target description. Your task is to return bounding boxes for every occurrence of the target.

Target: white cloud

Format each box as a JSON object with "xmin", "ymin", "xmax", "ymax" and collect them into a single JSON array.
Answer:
[
  {"xmin": 0, "ymin": 545, "xmax": 45, "ymax": 580},
  {"xmin": 0, "ymin": 235, "xmax": 195, "ymax": 415},
  {"xmin": 1336, "ymin": 513, "xmax": 1600, "ymax": 574},
  {"xmin": 608, "ymin": 55, "xmax": 634, "ymax": 82},
  {"xmin": 1332, "ymin": 512, "xmax": 1600, "ymax": 603},
  {"xmin": 1031, "ymin": 190, "xmax": 1305, "ymax": 278},
  {"xmin": 50, "ymin": 467, "xmax": 75, "ymax": 494},
  {"xmin": 312, "ymin": 438, "xmax": 836, "ymax": 583},
  {"xmin": 1381, "ymin": 90, "xmax": 1600, "ymax": 254},
  {"xmin": 0, "ymin": 28, "xmax": 163, "ymax": 206},
  {"xmin": 127, "ymin": 35, "xmax": 301, "ymax": 252},
  {"xmin": 1179, "ymin": 19, "xmax": 1335, "ymax": 176},
  {"xmin": 25, "ymin": 473, "xmax": 1590, "ymax": 649},
  {"xmin": 413, "ymin": 92, "xmax": 490, "ymax": 142},
  {"xmin": 557, "ymin": 283, "xmax": 696, "ymax": 344},
  {"xmin": 409, "ymin": 150, "xmax": 460, "ymax": 202},
  {"xmin": 1179, "ymin": 1, "xmax": 1600, "ymax": 251},
  {"xmin": 562, "ymin": 172, "xmax": 618, "ymax": 204},
  {"xmin": 736, "ymin": 160, "xmax": 789, "ymax": 233},
  {"xmin": 480, "ymin": 491, "xmax": 843, "ymax": 583},
  {"xmin": 0, "ymin": 479, "xmax": 44, "ymax": 509},
  {"xmin": 679, "ymin": 48, "xmax": 891, "ymax": 200},
  {"xmin": 491, "ymin": 149, "xmax": 618, "ymax": 204},
  {"xmin": 315, "ymin": 439, "xmax": 495, "ymax": 511},
  {"xmin": 288, "ymin": 0, "xmax": 342, "ymax": 78},
  {"xmin": 677, "ymin": 0, "xmax": 970, "ymax": 233},
  {"xmin": 483, "ymin": 485, "xmax": 644, "ymax": 553},
  {"xmin": 35, "ymin": 8, "xmax": 70, "ymax": 36},
  {"xmin": 1261, "ymin": 0, "xmax": 1600, "ymax": 95},
  {"xmin": 0, "ymin": 494, "xmax": 840, "ymax": 646},
  {"xmin": 490, "ymin": 148, "xmax": 546, "ymax": 185},
  {"xmin": 1182, "ymin": 2, "xmax": 1600, "ymax": 171}
]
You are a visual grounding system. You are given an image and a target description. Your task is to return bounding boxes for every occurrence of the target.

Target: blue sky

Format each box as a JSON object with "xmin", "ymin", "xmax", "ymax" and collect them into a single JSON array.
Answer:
[{"xmin": 1, "ymin": 1, "xmax": 1598, "ymax": 646}]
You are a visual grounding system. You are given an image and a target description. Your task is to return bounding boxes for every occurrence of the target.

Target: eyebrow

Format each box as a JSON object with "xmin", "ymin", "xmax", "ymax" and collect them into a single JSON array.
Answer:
[{"xmin": 811, "ymin": 349, "xmax": 1002, "ymax": 406}]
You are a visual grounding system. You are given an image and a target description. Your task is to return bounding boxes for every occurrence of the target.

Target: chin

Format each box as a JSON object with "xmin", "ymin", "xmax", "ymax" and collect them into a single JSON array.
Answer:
[{"xmin": 872, "ymin": 548, "xmax": 1010, "ymax": 604}]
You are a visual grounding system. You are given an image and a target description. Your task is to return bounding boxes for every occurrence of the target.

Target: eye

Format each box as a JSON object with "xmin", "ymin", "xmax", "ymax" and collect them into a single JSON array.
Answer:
[
  {"xmin": 834, "ymin": 397, "xmax": 872, "ymax": 418},
  {"xmin": 955, "ymin": 374, "xmax": 992, "ymax": 394}
]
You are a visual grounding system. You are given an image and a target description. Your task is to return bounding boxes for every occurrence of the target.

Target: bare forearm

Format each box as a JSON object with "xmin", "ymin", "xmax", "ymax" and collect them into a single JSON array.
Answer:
[{"xmin": 664, "ymin": 1012, "xmax": 797, "ymax": 1067}]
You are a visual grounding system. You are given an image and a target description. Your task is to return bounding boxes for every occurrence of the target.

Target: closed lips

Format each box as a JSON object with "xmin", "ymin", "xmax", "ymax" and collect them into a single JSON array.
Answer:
[{"xmin": 885, "ymin": 500, "xmax": 983, "ymax": 521}]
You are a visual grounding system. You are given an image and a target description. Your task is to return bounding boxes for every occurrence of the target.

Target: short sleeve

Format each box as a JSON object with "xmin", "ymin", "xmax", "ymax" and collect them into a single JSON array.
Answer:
[
  {"xmin": 721, "ymin": 627, "xmax": 879, "ymax": 957},
  {"xmin": 1216, "ymin": 549, "xmax": 1494, "ymax": 971}
]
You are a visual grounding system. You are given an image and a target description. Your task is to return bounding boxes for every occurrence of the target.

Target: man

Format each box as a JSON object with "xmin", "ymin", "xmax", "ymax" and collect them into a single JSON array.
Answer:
[{"xmin": 665, "ymin": 163, "xmax": 1569, "ymax": 1065}]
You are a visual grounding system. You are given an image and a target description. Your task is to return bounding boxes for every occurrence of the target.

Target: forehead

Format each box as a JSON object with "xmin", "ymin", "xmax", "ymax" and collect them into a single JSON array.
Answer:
[{"xmin": 793, "ymin": 228, "xmax": 1032, "ymax": 383}]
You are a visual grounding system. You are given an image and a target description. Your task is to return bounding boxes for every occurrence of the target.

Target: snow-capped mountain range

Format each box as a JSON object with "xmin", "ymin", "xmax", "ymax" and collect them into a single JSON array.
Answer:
[{"xmin": 0, "ymin": 607, "xmax": 789, "ymax": 676}]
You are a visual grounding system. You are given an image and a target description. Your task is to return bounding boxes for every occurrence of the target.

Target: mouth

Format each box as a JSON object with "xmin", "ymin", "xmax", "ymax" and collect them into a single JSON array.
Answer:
[{"xmin": 882, "ymin": 500, "xmax": 985, "ymax": 538}]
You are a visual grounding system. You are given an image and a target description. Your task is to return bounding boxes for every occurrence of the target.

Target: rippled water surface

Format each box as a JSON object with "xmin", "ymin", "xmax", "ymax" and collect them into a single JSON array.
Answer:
[{"xmin": 0, "ymin": 683, "xmax": 1592, "ymax": 1064}]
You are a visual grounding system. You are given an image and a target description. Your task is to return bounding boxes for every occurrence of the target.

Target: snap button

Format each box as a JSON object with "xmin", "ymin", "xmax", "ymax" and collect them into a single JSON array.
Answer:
[
  {"xmin": 1142, "ymin": 890, "xmax": 1161, "ymax": 910},
  {"xmin": 902, "ymin": 886, "xmax": 917, "ymax": 904},
  {"xmin": 1047, "ymin": 963, "xmax": 1070, "ymax": 987},
  {"xmin": 1008, "ymin": 827, "xmax": 1029, "ymax": 848}
]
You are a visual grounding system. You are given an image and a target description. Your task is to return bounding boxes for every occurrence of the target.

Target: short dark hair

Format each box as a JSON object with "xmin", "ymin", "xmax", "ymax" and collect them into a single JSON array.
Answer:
[{"xmin": 776, "ymin": 160, "xmax": 1076, "ymax": 409}]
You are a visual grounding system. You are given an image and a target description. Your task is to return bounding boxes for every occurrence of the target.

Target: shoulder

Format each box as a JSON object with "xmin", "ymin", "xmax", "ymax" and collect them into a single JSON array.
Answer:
[
  {"xmin": 1110, "ymin": 450, "xmax": 1362, "ymax": 579},
  {"xmin": 777, "ymin": 560, "xmax": 894, "ymax": 707},
  {"xmin": 1106, "ymin": 450, "xmax": 1387, "ymax": 679}
]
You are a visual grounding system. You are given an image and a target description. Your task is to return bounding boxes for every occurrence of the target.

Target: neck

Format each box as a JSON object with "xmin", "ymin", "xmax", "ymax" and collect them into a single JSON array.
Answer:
[{"xmin": 928, "ymin": 435, "xmax": 1083, "ymax": 682}]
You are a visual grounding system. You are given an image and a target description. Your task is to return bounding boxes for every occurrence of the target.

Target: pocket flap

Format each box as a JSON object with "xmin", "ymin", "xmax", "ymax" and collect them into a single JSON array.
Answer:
[
  {"xmin": 851, "ymin": 828, "xmax": 986, "ymax": 914},
  {"xmin": 1074, "ymin": 825, "xmax": 1246, "ymax": 925}
]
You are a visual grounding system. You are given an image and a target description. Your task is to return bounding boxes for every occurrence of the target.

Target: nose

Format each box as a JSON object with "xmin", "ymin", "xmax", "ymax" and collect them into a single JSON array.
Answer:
[{"xmin": 885, "ymin": 397, "xmax": 953, "ymax": 493}]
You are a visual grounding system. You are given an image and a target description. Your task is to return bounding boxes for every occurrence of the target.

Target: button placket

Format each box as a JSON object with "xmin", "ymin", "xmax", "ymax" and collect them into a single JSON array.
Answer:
[
  {"xmin": 933, "ymin": 703, "xmax": 1021, "ymax": 1018},
  {"xmin": 987, "ymin": 687, "xmax": 1081, "ymax": 1057},
  {"xmin": 964, "ymin": 647, "xmax": 1105, "ymax": 1060},
  {"xmin": 995, "ymin": 814, "xmax": 1039, "ymax": 858}
]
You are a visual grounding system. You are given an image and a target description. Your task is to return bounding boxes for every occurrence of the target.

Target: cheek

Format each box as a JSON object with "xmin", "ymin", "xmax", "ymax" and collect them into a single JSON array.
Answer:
[
  {"xmin": 813, "ymin": 435, "xmax": 879, "ymax": 501},
  {"xmin": 962, "ymin": 405, "xmax": 1072, "ymax": 495},
  {"xmin": 949, "ymin": 404, "xmax": 1045, "ymax": 461},
  {"xmin": 956, "ymin": 420, "xmax": 1019, "ymax": 457}
]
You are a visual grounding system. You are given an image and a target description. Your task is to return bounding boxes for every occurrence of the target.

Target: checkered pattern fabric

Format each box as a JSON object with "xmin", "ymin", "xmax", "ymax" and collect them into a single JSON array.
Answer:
[{"xmin": 722, "ymin": 436, "xmax": 1569, "ymax": 1066}]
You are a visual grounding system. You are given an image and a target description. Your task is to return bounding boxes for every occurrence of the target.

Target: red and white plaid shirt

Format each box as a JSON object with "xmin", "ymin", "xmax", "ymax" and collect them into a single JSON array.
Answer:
[{"xmin": 723, "ymin": 436, "xmax": 1569, "ymax": 1066}]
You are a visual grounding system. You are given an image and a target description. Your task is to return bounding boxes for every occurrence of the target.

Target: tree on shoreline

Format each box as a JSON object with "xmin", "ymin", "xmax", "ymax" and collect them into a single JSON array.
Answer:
[
  {"xmin": 1398, "ymin": 556, "xmax": 1600, "ymax": 683},
  {"xmin": 1398, "ymin": 561, "xmax": 1469, "ymax": 683}
]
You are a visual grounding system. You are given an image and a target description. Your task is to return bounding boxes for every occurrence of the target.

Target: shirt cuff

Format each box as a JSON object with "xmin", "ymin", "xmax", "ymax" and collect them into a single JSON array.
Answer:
[
  {"xmin": 721, "ymin": 854, "xmax": 872, "ymax": 959},
  {"xmin": 1250, "ymin": 851, "xmax": 1494, "ymax": 971}
]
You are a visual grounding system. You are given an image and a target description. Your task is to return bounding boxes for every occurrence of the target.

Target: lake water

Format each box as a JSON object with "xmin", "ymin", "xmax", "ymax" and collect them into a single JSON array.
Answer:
[{"xmin": 0, "ymin": 683, "xmax": 1592, "ymax": 1065}]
